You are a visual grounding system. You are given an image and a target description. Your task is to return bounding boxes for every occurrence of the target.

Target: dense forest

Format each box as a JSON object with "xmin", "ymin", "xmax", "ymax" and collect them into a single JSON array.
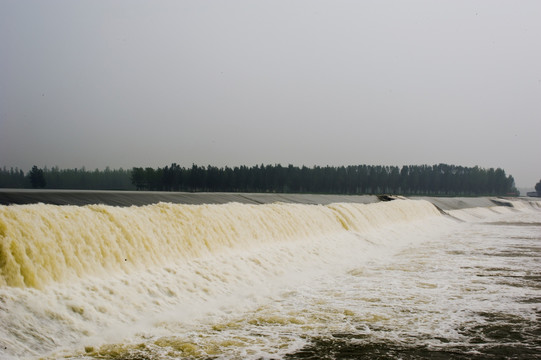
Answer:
[
  {"xmin": 0, "ymin": 166, "xmax": 133, "ymax": 190},
  {"xmin": 1, "ymin": 163, "xmax": 517, "ymax": 196},
  {"xmin": 0, "ymin": 164, "xmax": 517, "ymax": 196},
  {"xmin": 130, "ymin": 163, "xmax": 517, "ymax": 196}
]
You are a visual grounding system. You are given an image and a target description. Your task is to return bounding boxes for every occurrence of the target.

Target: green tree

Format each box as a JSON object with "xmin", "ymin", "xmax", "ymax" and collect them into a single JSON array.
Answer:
[
  {"xmin": 28, "ymin": 165, "xmax": 46, "ymax": 188},
  {"xmin": 131, "ymin": 167, "xmax": 146, "ymax": 190}
]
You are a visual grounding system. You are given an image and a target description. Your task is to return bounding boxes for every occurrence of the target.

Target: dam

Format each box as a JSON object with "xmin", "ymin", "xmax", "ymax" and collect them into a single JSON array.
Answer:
[{"xmin": 0, "ymin": 190, "xmax": 540, "ymax": 359}]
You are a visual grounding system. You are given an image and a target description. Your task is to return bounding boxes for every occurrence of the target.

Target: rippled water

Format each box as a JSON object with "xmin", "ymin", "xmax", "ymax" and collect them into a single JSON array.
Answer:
[{"xmin": 284, "ymin": 211, "xmax": 541, "ymax": 359}]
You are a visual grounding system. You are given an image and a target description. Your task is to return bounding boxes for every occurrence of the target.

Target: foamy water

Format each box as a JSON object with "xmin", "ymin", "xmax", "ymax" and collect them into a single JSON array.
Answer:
[{"xmin": 0, "ymin": 199, "xmax": 539, "ymax": 359}]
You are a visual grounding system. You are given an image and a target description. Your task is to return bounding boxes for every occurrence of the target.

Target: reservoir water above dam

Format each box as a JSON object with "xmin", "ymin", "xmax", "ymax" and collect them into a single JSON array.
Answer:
[{"xmin": 0, "ymin": 191, "xmax": 540, "ymax": 359}]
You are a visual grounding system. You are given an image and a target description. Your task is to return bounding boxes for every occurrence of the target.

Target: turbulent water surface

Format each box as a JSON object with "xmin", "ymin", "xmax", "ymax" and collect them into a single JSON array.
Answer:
[{"xmin": 0, "ymin": 197, "xmax": 540, "ymax": 359}]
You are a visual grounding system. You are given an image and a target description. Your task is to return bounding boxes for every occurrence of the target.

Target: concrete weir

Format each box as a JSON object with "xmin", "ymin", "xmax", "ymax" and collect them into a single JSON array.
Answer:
[
  {"xmin": 0, "ymin": 189, "xmax": 379, "ymax": 207},
  {"xmin": 0, "ymin": 189, "xmax": 526, "ymax": 210}
]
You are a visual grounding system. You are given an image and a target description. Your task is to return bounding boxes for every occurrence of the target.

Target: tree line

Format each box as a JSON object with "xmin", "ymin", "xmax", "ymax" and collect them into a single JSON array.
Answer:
[
  {"xmin": 130, "ymin": 163, "xmax": 517, "ymax": 196},
  {"xmin": 0, "ymin": 166, "xmax": 134, "ymax": 190},
  {"xmin": 0, "ymin": 163, "xmax": 517, "ymax": 196}
]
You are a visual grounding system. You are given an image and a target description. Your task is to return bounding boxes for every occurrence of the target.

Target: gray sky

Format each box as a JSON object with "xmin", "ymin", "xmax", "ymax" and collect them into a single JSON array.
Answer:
[{"xmin": 1, "ymin": 1, "xmax": 540, "ymax": 188}]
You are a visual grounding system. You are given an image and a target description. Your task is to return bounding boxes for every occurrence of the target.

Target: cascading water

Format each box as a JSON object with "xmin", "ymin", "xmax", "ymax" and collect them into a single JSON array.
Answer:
[{"xmin": 0, "ymin": 198, "xmax": 540, "ymax": 359}]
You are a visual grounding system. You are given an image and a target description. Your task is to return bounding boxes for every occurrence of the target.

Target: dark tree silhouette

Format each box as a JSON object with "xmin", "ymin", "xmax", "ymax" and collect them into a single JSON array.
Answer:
[
  {"xmin": 28, "ymin": 165, "xmax": 46, "ymax": 188},
  {"xmin": 129, "ymin": 163, "xmax": 517, "ymax": 196},
  {"xmin": 0, "ymin": 164, "xmax": 518, "ymax": 195},
  {"xmin": 130, "ymin": 167, "xmax": 146, "ymax": 190}
]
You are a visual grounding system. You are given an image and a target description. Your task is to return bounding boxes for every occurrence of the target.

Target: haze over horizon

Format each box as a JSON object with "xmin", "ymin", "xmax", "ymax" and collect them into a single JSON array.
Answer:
[{"xmin": 1, "ymin": 1, "xmax": 540, "ymax": 188}]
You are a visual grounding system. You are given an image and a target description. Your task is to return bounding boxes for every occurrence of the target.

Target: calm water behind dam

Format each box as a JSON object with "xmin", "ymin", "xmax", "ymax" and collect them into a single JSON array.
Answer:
[{"xmin": 0, "ymin": 196, "xmax": 540, "ymax": 359}]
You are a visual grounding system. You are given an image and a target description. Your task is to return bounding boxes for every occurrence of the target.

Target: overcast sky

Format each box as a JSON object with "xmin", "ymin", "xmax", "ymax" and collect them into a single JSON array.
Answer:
[{"xmin": 1, "ymin": 1, "xmax": 540, "ymax": 188}]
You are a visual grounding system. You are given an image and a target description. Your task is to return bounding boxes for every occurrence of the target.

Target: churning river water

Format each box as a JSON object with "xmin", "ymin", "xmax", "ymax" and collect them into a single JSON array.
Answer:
[{"xmin": 0, "ymin": 196, "xmax": 540, "ymax": 359}]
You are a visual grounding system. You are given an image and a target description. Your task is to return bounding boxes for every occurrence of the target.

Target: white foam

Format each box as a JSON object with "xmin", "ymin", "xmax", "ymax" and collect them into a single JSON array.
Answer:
[{"xmin": 1, "ymin": 199, "xmax": 539, "ymax": 358}]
